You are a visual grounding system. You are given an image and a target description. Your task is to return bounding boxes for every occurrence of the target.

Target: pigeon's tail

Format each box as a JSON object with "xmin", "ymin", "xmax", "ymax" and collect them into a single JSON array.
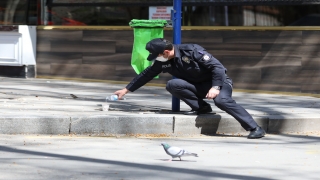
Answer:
[
  {"xmin": 184, "ymin": 152, "xmax": 198, "ymax": 157},
  {"xmin": 191, "ymin": 153, "xmax": 198, "ymax": 157}
]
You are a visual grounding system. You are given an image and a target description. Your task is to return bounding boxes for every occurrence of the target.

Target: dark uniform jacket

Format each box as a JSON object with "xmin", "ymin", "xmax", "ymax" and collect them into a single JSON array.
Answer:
[{"xmin": 126, "ymin": 44, "xmax": 227, "ymax": 92}]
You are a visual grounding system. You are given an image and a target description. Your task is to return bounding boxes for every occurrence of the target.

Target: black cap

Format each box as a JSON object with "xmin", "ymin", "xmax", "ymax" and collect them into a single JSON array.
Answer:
[{"xmin": 146, "ymin": 38, "xmax": 167, "ymax": 61}]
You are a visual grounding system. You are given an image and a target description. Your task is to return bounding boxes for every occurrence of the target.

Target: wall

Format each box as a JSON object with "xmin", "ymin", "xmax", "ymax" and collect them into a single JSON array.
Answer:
[
  {"xmin": 19, "ymin": 25, "xmax": 37, "ymax": 65},
  {"xmin": 0, "ymin": 32, "xmax": 22, "ymax": 66},
  {"xmin": 0, "ymin": 25, "xmax": 36, "ymax": 78},
  {"xmin": 36, "ymin": 27, "xmax": 320, "ymax": 93}
]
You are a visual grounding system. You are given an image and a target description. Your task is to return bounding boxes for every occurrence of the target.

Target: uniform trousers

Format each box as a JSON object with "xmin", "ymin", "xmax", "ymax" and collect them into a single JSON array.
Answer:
[{"xmin": 166, "ymin": 78, "xmax": 258, "ymax": 131}]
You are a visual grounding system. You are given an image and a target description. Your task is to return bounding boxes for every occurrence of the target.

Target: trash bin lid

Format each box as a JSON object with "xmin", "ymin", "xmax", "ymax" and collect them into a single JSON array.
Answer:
[{"xmin": 129, "ymin": 19, "xmax": 168, "ymax": 28}]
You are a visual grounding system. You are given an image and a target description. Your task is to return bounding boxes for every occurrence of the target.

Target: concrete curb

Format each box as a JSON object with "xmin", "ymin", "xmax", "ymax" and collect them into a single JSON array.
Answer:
[
  {"xmin": 173, "ymin": 114, "xmax": 269, "ymax": 136},
  {"xmin": 70, "ymin": 115, "xmax": 174, "ymax": 135},
  {"xmin": 268, "ymin": 115, "xmax": 320, "ymax": 134},
  {"xmin": 0, "ymin": 117, "xmax": 70, "ymax": 134},
  {"xmin": 1, "ymin": 114, "xmax": 319, "ymax": 135}
]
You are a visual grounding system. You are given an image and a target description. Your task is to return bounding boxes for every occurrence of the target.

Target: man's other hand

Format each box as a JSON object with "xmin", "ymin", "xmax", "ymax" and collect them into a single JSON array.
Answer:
[
  {"xmin": 206, "ymin": 87, "xmax": 220, "ymax": 99},
  {"xmin": 114, "ymin": 88, "xmax": 129, "ymax": 99}
]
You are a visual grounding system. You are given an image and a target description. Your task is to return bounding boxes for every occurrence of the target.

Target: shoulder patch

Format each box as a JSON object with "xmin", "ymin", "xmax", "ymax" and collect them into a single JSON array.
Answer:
[
  {"xmin": 203, "ymin": 54, "xmax": 210, "ymax": 61},
  {"xmin": 182, "ymin": 56, "xmax": 190, "ymax": 64}
]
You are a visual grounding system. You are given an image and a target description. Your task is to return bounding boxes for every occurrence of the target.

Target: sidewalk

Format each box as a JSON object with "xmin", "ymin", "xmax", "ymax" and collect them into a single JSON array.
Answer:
[{"xmin": 0, "ymin": 77, "xmax": 319, "ymax": 136}]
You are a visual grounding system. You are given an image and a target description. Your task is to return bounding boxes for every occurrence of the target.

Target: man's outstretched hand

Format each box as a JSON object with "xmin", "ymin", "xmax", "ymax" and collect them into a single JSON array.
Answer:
[
  {"xmin": 206, "ymin": 87, "xmax": 220, "ymax": 99},
  {"xmin": 114, "ymin": 88, "xmax": 129, "ymax": 99}
]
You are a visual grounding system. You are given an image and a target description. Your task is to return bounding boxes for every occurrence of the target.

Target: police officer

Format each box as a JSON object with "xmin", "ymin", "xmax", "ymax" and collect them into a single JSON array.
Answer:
[{"xmin": 114, "ymin": 38, "xmax": 266, "ymax": 139}]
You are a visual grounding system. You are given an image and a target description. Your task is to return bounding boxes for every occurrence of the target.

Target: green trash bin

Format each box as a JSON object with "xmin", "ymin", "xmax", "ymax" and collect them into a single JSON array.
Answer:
[{"xmin": 129, "ymin": 19, "xmax": 168, "ymax": 77}]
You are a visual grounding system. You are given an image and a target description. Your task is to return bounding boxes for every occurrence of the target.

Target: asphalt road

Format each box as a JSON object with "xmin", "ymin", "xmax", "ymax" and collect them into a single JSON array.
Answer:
[{"xmin": 0, "ymin": 134, "xmax": 319, "ymax": 180}]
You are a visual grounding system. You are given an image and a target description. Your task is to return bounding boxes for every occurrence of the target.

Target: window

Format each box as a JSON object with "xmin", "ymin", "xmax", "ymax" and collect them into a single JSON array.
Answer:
[
  {"xmin": 0, "ymin": 0, "xmax": 37, "ymax": 25},
  {"xmin": 40, "ymin": 0, "xmax": 320, "ymax": 26}
]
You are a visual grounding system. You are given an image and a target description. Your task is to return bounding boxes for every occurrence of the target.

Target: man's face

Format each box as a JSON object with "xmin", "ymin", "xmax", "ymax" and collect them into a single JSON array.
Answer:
[{"xmin": 158, "ymin": 50, "xmax": 169, "ymax": 59}]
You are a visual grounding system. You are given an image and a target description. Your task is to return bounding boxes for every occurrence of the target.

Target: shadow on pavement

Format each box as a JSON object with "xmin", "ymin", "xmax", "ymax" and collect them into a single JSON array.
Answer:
[{"xmin": 0, "ymin": 145, "xmax": 275, "ymax": 180}]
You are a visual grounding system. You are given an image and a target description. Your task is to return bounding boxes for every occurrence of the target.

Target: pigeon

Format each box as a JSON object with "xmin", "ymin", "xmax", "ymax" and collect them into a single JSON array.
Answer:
[{"xmin": 161, "ymin": 142, "xmax": 198, "ymax": 161}]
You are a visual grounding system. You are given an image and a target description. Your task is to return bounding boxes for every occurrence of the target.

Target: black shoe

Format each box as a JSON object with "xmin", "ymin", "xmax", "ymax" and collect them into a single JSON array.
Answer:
[
  {"xmin": 248, "ymin": 126, "xmax": 266, "ymax": 139},
  {"xmin": 184, "ymin": 105, "xmax": 212, "ymax": 115}
]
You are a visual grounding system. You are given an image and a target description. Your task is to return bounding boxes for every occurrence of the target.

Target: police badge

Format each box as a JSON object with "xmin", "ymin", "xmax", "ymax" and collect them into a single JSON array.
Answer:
[
  {"xmin": 182, "ymin": 56, "xmax": 190, "ymax": 64},
  {"xmin": 203, "ymin": 54, "xmax": 210, "ymax": 61}
]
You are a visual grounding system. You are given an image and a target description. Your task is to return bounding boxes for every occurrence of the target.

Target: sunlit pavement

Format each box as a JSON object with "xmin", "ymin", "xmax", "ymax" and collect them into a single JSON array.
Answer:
[{"xmin": 0, "ymin": 134, "xmax": 319, "ymax": 180}]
